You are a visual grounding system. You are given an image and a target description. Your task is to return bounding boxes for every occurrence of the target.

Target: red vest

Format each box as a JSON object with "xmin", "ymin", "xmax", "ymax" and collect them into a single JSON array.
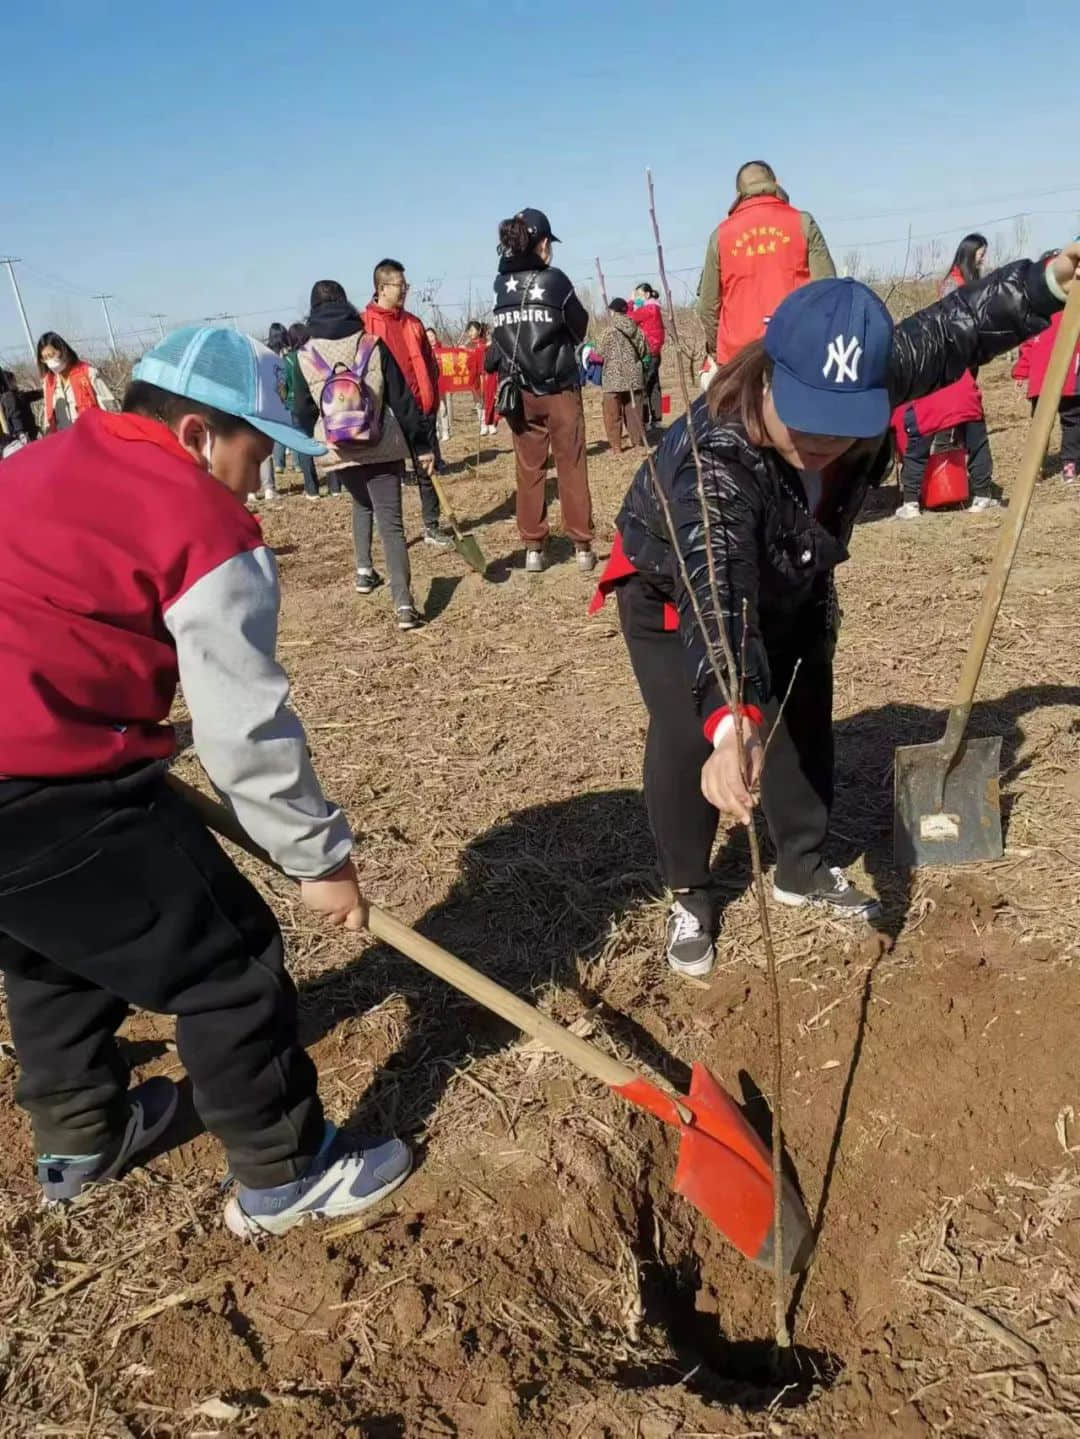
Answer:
[
  {"xmin": 43, "ymin": 362, "xmax": 100, "ymax": 431},
  {"xmin": 363, "ymin": 304, "xmax": 439, "ymax": 415},
  {"xmin": 716, "ymin": 195, "xmax": 810, "ymax": 362}
]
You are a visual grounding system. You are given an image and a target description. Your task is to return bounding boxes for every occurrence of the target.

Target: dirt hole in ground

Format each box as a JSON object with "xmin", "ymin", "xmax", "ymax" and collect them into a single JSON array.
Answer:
[{"xmin": 627, "ymin": 1188, "xmax": 843, "ymax": 1408}]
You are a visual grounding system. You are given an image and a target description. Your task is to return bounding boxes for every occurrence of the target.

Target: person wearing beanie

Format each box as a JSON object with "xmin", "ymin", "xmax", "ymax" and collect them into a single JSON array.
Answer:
[
  {"xmin": 592, "ymin": 245, "xmax": 1080, "ymax": 979},
  {"xmin": 696, "ymin": 161, "xmax": 836, "ymax": 374},
  {"xmin": 0, "ymin": 325, "xmax": 411, "ymax": 1237},
  {"xmin": 597, "ymin": 297, "xmax": 650, "ymax": 454}
]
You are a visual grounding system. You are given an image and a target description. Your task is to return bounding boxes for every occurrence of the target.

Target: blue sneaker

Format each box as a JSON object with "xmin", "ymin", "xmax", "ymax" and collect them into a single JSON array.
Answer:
[
  {"xmin": 224, "ymin": 1124, "xmax": 412, "ymax": 1238},
  {"xmin": 37, "ymin": 1077, "xmax": 180, "ymax": 1202}
]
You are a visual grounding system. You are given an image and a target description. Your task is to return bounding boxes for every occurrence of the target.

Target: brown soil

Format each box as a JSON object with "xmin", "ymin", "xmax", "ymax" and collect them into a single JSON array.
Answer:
[{"xmin": 3, "ymin": 359, "xmax": 1080, "ymax": 1437}]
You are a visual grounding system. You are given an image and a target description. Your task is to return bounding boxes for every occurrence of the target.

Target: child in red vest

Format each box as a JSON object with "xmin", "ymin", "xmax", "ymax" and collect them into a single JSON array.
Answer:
[
  {"xmin": 363, "ymin": 260, "xmax": 453, "ymax": 545},
  {"xmin": 1013, "ymin": 250, "xmax": 1080, "ymax": 483},
  {"xmin": 37, "ymin": 331, "xmax": 117, "ymax": 432},
  {"xmin": 0, "ymin": 327, "xmax": 410, "ymax": 1235}
]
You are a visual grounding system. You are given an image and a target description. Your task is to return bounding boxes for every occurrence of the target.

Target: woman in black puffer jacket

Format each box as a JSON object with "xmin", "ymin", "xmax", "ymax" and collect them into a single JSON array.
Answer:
[
  {"xmin": 591, "ymin": 246, "xmax": 1080, "ymax": 978},
  {"xmin": 486, "ymin": 208, "xmax": 594, "ymax": 573}
]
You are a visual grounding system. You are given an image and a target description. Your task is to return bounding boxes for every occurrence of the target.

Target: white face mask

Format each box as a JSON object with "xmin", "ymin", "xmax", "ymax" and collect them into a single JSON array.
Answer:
[
  {"xmin": 44, "ymin": 358, "xmax": 64, "ymax": 374},
  {"xmin": 201, "ymin": 426, "xmax": 215, "ymax": 471}
]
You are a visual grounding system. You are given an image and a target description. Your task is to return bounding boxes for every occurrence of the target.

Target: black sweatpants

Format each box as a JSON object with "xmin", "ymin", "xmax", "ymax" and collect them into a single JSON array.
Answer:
[
  {"xmin": 617, "ymin": 575, "xmax": 834, "ymax": 929},
  {"xmin": 900, "ymin": 414, "xmax": 993, "ymax": 503},
  {"xmin": 0, "ymin": 762, "xmax": 324, "ymax": 1188},
  {"xmin": 1033, "ymin": 394, "xmax": 1080, "ymax": 466}
]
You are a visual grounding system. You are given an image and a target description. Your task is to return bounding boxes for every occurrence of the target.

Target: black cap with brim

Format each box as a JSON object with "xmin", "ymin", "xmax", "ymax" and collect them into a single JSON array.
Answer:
[
  {"xmin": 770, "ymin": 362, "xmax": 891, "ymax": 441},
  {"xmin": 518, "ymin": 207, "xmax": 560, "ymax": 244}
]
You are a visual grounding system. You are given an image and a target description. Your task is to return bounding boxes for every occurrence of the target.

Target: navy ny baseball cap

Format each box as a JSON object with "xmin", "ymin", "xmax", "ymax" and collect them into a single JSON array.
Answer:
[{"xmin": 764, "ymin": 278, "xmax": 894, "ymax": 439}]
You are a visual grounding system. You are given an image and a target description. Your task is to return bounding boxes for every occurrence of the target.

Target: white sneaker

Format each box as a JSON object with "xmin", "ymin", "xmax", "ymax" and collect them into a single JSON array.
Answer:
[
  {"xmin": 665, "ymin": 902, "xmax": 715, "ymax": 978},
  {"xmin": 773, "ymin": 867, "xmax": 881, "ymax": 921},
  {"xmin": 893, "ymin": 501, "xmax": 921, "ymax": 520},
  {"xmin": 525, "ymin": 548, "xmax": 546, "ymax": 574},
  {"xmin": 969, "ymin": 495, "xmax": 1001, "ymax": 513}
]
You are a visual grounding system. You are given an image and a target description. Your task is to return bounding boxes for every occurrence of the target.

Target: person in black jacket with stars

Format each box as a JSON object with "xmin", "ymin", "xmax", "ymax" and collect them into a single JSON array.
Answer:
[
  {"xmin": 591, "ymin": 244, "xmax": 1080, "ymax": 978},
  {"xmin": 486, "ymin": 208, "xmax": 595, "ymax": 573}
]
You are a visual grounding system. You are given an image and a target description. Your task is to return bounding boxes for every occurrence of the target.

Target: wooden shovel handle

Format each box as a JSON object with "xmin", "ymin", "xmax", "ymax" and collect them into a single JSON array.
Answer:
[
  {"xmin": 943, "ymin": 281, "xmax": 1080, "ymax": 755},
  {"xmin": 165, "ymin": 775, "xmax": 639, "ymax": 1093}
]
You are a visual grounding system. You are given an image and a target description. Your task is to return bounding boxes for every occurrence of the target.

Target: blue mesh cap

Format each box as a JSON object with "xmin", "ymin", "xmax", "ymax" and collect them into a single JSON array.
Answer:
[{"xmin": 133, "ymin": 327, "xmax": 325, "ymax": 456}]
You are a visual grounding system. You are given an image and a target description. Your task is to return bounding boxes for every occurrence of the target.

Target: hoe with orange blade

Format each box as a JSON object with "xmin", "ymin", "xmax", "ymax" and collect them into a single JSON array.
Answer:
[{"xmin": 168, "ymin": 775, "xmax": 814, "ymax": 1273}]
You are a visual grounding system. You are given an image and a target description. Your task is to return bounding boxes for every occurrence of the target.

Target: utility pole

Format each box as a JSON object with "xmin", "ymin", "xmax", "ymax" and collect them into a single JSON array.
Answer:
[
  {"xmin": 1, "ymin": 258, "xmax": 36, "ymax": 362},
  {"xmin": 151, "ymin": 313, "xmax": 167, "ymax": 340},
  {"xmin": 95, "ymin": 295, "xmax": 118, "ymax": 358}
]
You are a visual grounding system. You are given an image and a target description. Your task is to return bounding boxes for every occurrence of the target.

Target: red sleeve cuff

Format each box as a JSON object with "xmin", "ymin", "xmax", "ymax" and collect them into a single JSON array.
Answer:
[{"xmin": 703, "ymin": 704, "xmax": 764, "ymax": 744}]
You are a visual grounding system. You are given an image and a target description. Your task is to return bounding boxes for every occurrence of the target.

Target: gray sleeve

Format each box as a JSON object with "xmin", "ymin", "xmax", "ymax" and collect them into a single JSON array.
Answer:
[{"xmin": 163, "ymin": 547, "xmax": 353, "ymax": 879}]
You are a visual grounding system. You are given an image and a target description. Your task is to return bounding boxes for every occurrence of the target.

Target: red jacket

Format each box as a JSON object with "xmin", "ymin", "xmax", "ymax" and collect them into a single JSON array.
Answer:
[
  {"xmin": 630, "ymin": 299, "xmax": 665, "ymax": 357},
  {"xmin": 363, "ymin": 303, "xmax": 439, "ymax": 415},
  {"xmin": 891, "ymin": 369, "xmax": 985, "ymax": 453},
  {"xmin": 716, "ymin": 195, "xmax": 810, "ymax": 362},
  {"xmin": 0, "ymin": 410, "xmax": 261, "ymax": 777},
  {"xmin": 1012, "ymin": 311, "xmax": 1080, "ymax": 400}
]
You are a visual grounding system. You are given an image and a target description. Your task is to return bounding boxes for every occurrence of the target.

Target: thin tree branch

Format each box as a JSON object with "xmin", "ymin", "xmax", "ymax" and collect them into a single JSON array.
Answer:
[
  {"xmin": 645, "ymin": 168, "xmax": 793, "ymax": 1361},
  {"xmin": 595, "ymin": 257, "xmax": 610, "ymax": 311}
]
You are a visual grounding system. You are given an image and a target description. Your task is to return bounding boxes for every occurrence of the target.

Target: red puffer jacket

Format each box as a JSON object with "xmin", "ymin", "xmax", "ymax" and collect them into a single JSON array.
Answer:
[
  {"xmin": 630, "ymin": 299, "xmax": 665, "ymax": 357},
  {"xmin": 1012, "ymin": 311, "xmax": 1080, "ymax": 399}
]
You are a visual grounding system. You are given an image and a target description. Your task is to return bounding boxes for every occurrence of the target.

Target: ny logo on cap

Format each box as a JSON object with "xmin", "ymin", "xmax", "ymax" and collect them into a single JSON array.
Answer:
[{"xmin": 823, "ymin": 334, "xmax": 862, "ymax": 384}]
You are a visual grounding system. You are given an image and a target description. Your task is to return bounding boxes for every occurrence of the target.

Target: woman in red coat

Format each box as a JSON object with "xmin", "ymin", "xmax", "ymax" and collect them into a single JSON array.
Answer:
[
  {"xmin": 631, "ymin": 284, "xmax": 665, "ymax": 426},
  {"xmin": 1014, "ymin": 250, "xmax": 1080, "ymax": 482},
  {"xmin": 894, "ymin": 233, "xmax": 997, "ymax": 518}
]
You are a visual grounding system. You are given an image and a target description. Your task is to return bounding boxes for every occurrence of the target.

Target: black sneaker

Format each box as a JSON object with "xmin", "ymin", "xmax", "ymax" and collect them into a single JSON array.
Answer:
[
  {"xmin": 423, "ymin": 525, "xmax": 455, "ymax": 549},
  {"xmin": 37, "ymin": 1077, "xmax": 179, "ymax": 1202},
  {"xmin": 665, "ymin": 901, "xmax": 716, "ymax": 978},
  {"xmin": 355, "ymin": 569, "xmax": 383, "ymax": 595},
  {"xmin": 396, "ymin": 605, "xmax": 423, "ymax": 631},
  {"xmin": 773, "ymin": 867, "xmax": 881, "ymax": 921}
]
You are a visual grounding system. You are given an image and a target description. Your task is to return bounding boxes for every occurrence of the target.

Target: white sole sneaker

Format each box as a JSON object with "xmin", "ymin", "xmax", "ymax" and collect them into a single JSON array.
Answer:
[{"xmin": 772, "ymin": 883, "xmax": 881, "ymax": 921}]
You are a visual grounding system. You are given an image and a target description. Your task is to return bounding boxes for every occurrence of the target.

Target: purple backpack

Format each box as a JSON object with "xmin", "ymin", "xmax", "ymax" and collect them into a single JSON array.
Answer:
[{"xmin": 301, "ymin": 336, "xmax": 382, "ymax": 447}]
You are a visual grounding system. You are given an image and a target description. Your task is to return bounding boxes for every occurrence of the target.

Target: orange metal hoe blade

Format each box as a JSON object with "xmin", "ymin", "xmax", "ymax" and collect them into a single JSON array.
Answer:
[{"xmin": 617, "ymin": 1063, "xmax": 815, "ymax": 1274}]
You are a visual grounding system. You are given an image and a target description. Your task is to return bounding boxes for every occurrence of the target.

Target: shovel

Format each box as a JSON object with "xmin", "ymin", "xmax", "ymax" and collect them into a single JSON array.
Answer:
[
  {"xmin": 894, "ymin": 281, "xmax": 1080, "ymax": 867},
  {"xmin": 428, "ymin": 469, "xmax": 487, "ymax": 576},
  {"xmin": 166, "ymin": 774, "xmax": 814, "ymax": 1274}
]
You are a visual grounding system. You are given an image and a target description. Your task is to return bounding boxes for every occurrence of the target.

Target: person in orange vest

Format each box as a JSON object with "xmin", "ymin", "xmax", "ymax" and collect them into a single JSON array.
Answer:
[
  {"xmin": 36, "ymin": 332, "xmax": 118, "ymax": 433},
  {"xmin": 363, "ymin": 261, "xmax": 453, "ymax": 547},
  {"xmin": 697, "ymin": 161, "xmax": 835, "ymax": 375}
]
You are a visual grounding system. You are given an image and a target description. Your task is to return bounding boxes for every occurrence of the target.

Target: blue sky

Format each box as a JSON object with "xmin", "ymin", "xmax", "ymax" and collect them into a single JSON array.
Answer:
[{"xmin": 2, "ymin": 0, "xmax": 1072, "ymax": 361}]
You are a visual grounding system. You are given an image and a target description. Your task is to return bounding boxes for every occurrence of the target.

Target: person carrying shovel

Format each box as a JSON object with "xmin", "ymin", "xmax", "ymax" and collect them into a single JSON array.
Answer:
[
  {"xmin": 0, "ymin": 327, "xmax": 411, "ymax": 1237},
  {"xmin": 590, "ymin": 245, "xmax": 1080, "ymax": 978}
]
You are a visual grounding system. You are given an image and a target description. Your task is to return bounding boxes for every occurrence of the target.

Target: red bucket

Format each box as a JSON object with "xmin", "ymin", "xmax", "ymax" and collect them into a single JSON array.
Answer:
[
  {"xmin": 922, "ymin": 448, "xmax": 969, "ymax": 509},
  {"xmin": 661, "ymin": 393, "xmax": 672, "ymax": 415}
]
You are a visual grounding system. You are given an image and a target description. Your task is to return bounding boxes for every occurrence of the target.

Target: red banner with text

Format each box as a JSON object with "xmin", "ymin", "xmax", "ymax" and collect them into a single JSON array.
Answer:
[{"xmin": 435, "ymin": 345, "xmax": 482, "ymax": 396}]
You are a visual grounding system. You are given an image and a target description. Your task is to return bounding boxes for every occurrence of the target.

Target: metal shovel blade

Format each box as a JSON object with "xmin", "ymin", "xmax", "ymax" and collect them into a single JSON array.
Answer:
[
  {"xmin": 453, "ymin": 531, "xmax": 488, "ymax": 577},
  {"xmin": 893, "ymin": 734, "xmax": 1003, "ymax": 868},
  {"xmin": 619, "ymin": 1063, "xmax": 814, "ymax": 1274}
]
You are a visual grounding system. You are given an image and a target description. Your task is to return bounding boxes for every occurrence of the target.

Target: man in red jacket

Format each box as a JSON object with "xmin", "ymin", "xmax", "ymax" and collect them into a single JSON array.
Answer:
[
  {"xmin": 364, "ymin": 259, "xmax": 452, "ymax": 546},
  {"xmin": 697, "ymin": 161, "xmax": 835, "ymax": 370},
  {"xmin": 0, "ymin": 327, "xmax": 411, "ymax": 1235}
]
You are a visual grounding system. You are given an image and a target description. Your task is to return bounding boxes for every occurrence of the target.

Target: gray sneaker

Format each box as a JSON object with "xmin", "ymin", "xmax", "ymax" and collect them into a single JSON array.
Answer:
[
  {"xmin": 423, "ymin": 525, "xmax": 455, "ymax": 549},
  {"xmin": 224, "ymin": 1124, "xmax": 412, "ymax": 1238},
  {"xmin": 773, "ymin": 867, "xmax": 881, "ymax": 921},
  {"xmin": 576, "ymin": 546, "xmax": 598, "ymax": 573},
  {"xmin": 354, "ymin": 568, "xmax": 383, "ymax": 595},
  {"xmin": 665, "ymin": 901, "xmax": 716, "ymax": 978},
  {"xmin": 893, "ymin": 501, "xmax": 921, "ymax": 521},
  {"xmin": 525, "ymin": 548, "xmax": 546, "ymax": 574},
  {"xmin": 37, "ymin": 1077, "xmax": 180, "ymax": 1202},
  {"xmin": 396, "ymin": 605, "xmax": 423, "ymax": 631},
  {"xmin": 969, "ymin": 495, "xmax": 1002, "ymax": 513}
]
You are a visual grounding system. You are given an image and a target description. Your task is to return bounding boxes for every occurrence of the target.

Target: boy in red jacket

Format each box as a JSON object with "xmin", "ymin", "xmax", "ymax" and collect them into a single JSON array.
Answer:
[
  {"xmin": 364, "ymin": 260, "xmax": 453, "ymax": 545},
  {"xmin": 0, "ymin": 328, "xmax": 411, "ymax": 1236},
  {"xmin": 1013, "ymin": 257, "xmax": 1080, "ymax": 483}
]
